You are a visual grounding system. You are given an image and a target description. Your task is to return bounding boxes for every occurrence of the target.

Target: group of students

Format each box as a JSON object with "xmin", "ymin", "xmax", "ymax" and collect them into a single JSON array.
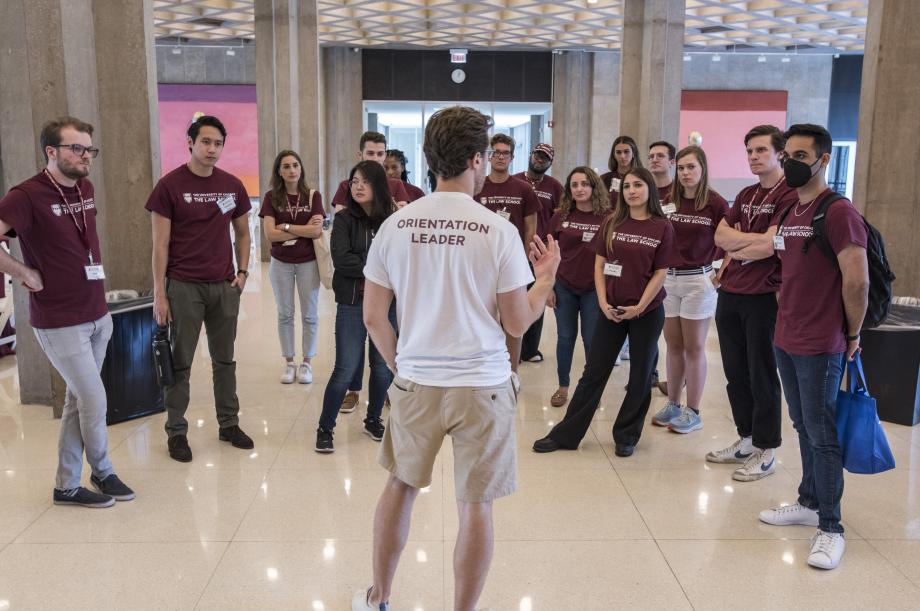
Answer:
[{"xmin": 0, "ymin": 106, "xmax": 869, "ymax": 611}]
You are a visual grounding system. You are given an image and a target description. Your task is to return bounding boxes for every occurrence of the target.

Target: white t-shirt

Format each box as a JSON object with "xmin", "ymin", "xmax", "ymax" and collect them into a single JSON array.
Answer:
[{"xmin": 363, "ymin": 191, "xmax": 533, "ymax": 387}]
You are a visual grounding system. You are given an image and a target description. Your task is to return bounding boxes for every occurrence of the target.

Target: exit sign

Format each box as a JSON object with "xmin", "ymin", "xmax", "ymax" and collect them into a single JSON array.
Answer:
[{"xmin": 450, "ymin": 48, "xmax": 467, "ymax": 63}]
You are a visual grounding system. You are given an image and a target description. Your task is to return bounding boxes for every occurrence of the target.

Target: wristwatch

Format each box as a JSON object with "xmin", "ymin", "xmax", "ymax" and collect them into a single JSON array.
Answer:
[
  {"xmin": 283, "ymin": 223, "xmax": 291, "ymax": 231},
  {"xmin": 846, "ymin": 334, "xmax": 860, "ymax": 342},
  {"xmin": 237, "ymin": 269, "xmax": 249, "ymax": 277}
]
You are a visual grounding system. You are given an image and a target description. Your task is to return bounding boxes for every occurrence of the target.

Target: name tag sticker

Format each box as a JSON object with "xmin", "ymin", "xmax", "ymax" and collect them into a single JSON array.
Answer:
[
  {"xmin": 85, "ymin": 264, "xmax": 106, "ymax": 280},
  {"xmin": 604, "ymin": 262, "xmax": 623, "ymax": 277},
  {"xmin": 610, "ymin": 178, "xmax": 621, "ymax": 192},
  {"xmin": 773, "ymin": 235, "xmax": 786, "ymax": 251},
  {"xmin": 497, "ymin": 209, "xmax": 511, "ymax": 221},
  {"xmin": 661, "ymin": 203, "xmax": 677, "ymax": 215},
  {"xmin": 741, "ymin": 259, "xmax": 753, "ymax": 266},
  {"xmin": 282, "ymin": 239, "xmax": 297, "ymax": 247},
  {"xmin": 582, "ymin": 231, "xmax": 595, "ymax": 242},
  {"xmin": 216, "ymin": 195, "xmax": 236, "ymax": 214}
]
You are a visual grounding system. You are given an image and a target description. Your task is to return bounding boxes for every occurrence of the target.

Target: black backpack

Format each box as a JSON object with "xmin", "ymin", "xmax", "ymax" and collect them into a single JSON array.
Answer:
[{"xmin": 779, "ymin": 191, "xmax": 895, "ymax": 329}]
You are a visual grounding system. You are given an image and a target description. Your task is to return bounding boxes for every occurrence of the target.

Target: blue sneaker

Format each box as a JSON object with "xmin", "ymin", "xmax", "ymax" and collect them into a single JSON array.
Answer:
[
  {"xmin": 352, "ymin": 587, "xmax": 388, "ymax": 610},
  {"xmin": 652, "ymin": 401, "xmax": 682, "ymax": 426},
  {"xmin": 668, "ymin": 407, "xmax": 703, "ymax": 434}
]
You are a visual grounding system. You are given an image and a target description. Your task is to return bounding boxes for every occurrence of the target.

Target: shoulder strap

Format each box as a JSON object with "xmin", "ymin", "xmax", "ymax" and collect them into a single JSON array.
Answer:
[{"xmin": 804, "ymin": 191, "xmax": 846, "ymax": 264}]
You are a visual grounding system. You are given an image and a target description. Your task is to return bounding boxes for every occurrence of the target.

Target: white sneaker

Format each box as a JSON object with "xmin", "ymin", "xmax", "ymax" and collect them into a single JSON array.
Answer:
[
  {"xmin": 733, "ymin": 448, "xmax": 776, "ymax": 481},
  {"xmin": 297, "ymin": 362, "xmax": 313, "ymax": 384},
  {"xmin": 352, "ymin": 587, "xmax": 388, "ymax": 610},
  {"xmin": 759, "ymin": 503, "xmax": 819, "ymax": 527},
  {"xmin": 280, "ymin": 363, "xmax": 296, "ymax": 384},
  {"xmin": 705, "ymin": 436, "xmax": 754, "ymax": 464},
  {"xmin": 807, "ymin": 530, "xmax": 845, "ymax": 569}
]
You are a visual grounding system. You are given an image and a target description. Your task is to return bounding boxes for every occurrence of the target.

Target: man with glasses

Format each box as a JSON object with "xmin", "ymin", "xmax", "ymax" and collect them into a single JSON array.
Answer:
[
  {"xmin": 513, "ymin": 143, "xmax": 563, "ymax": 364},
  {"xmin": 146, "ymin": 115, "xmax": 254, "ymax": 463},
  {"xmin": 0, "ymin": 116, "xmax": 134, "ymax": 507},
  {"xmin": 475, "ymin": 134, "xmax": 540, "ymax": 380}
]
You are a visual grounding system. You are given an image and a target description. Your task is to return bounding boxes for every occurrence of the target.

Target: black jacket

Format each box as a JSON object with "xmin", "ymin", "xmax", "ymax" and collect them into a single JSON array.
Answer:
[{"xmin": 330, "ymin": 205, "xmax": 383, "ymax": 305}]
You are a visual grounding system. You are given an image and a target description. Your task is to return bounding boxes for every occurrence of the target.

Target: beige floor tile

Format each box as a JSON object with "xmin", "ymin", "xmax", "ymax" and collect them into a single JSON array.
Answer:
[
  {"xmin": 443, "ymin": 468, "xmax": 651, "ymax": 541},
  {"xmin": 15, "ymin": 468, "xmax": 266, "ymax": 543},
  {"xmin": 107, "ymin": 416, "xmax": 294, "ymax": 471},
  {"xmin": 0, "ymin": 541, "xmax": 226, "ymax": 610},
  {"xmin": 659, "ymin": 539, "xmax": 920, "ymax": 610},
  {"xmin": 0, "ymin": 469, "xmax": 53, "ymax": 545},
  {"xmin": 234, "ymin": 468, "xmax": 443, "ymax": 542},
  {"xmin": 618, "ymin": 467, "xmax": 861, "ymax": 540},
  {"xmin": 840, "ymin": 469, "xmax": 920, "ymax": 539},
  {"xmin": 196, "ymin": 540, "xmax": 445, "ymax": 611},
  {"xmin": 868, "ymin": 540, "xmax": 920, "ymax": 587},
  {"xmin": 448, "ymin": 540, "xmax": 691, "ymax": 611}
]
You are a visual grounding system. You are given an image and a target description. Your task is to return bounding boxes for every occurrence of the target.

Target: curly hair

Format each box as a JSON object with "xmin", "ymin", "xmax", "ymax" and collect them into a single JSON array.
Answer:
[
  {"xmin": 556, "ymin": 166, "xmax": 610, "ymax": 220},
  {"xmin": 423, "ymin": 106, "xmax": 494, "ymax": 180}
]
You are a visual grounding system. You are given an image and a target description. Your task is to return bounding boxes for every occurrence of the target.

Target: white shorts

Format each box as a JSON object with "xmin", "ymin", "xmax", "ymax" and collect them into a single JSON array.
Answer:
[{"xmin": 663, "ymin": 269, "xmax": 718, "ymax": 320}]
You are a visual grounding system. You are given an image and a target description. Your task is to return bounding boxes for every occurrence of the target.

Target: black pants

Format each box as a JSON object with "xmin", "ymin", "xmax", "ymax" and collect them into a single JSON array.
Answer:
[
  {"xmin": 714, "ymin": 290, "xmax": 782, "ymax": 449},
  {"xmin": 549, "ymin": 305, "xmax": 665, "ymax": 448},
  {"xmin": 520, "ymin": 313, "xmax": 544, "ymax": 360}
]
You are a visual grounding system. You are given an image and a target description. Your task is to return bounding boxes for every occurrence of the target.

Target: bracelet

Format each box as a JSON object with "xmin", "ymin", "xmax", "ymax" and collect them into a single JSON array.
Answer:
[
  {"xmin": 846, "ymin": 334, "xmax": 860, "ymax": 342},
  {"xmin": 237, "ymin": 269, "xmax": 249, "ymax": 277}
]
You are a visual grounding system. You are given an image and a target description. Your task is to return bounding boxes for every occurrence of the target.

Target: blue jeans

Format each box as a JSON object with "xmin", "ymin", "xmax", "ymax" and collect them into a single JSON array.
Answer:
[
  {"xmin": 268, "ymin": 258, "xmax": 320, "ymax": 359},
  {"xmin": 319, "ymin": 302, "xmax": 396, "ymax": 430},
  {"xmin": 553, "ymin": 281, "xmax": 601, "ymax": 387},
  {"xmin": 774, "ymin": 347, "xmax": 846, "ymax": 534}
]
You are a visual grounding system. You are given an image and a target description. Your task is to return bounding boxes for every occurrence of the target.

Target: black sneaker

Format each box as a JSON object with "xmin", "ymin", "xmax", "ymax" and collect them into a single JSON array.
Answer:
[
  {"xmin": 53, "ymin": 486, "xmax": 115, "ymax": 508},
  {"xmin": 168, "ymin": 434, "xmax": 193, "ymax": 462},
  {"xmin": 615, "ymin": 443, "xmax": 636, "ymax": 457},
  {"xmin": 90, "ymin": 473, "xmax": 135, "ymax": 501},
  {"xmin": 315, "ymin": 428, "xmax": 334, "ymax": 453},
  {"xmin": 533, "ymin": 436, "xmax": 563, "ymax": 453},
  {"xmin": 219, "ymin": 425, "xmax": 254, "ymax": 450},
  {"xmin": 364, "ymin": 417, "xmax": 385, "ymax": 441}
]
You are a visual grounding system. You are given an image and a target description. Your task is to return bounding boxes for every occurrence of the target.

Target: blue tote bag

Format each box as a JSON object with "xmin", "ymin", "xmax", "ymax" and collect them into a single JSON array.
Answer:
[{"xmin": 836, "ymin": 354, "xmax": 896, "ymax": 475}]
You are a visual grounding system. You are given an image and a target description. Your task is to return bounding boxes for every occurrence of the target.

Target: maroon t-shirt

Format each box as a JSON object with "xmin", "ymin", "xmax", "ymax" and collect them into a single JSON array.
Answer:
[
  {"xmin": 474, "ymin": 176, "xmax": 541, "ymax": 244},
  {"xmin": 145, "ymin": 165, "xmax": 252, "ymax": 283},
  {"xmin": 258, "ymin": 190, "xmax": 325, "ymax": 264},
  {"xmin": 404, "ymin": 182, "xmax": 425, "ymax": 202},
  {"xmin": 774, "ymin": 191, "xmax": 868, "ymax": 355},
  {"xmin": 720, "ymin": 182, "xmax": 798, "ymax": 295},
  {"xmin": 667, "ymin": 191, "xmax": 729, "ymax": 268},
  {"xmin": 0, "ymin": 173, "xmax": 107, "ymax": 328},
  {"xmin": 513, "ymin": 172, "xmax": 564, "ymax": 238},
  {"xmin": 594, "ymin": 215, "xmax": 674, "ymax": 314},
  {"xmin": 600, "ymin": 170, "xmax": 625, "ymax": 195},
  {"xmin": 331, "ymin": 177, "xmax": 410, "ymax": 207},
  {"xmin": 657, "ymin": 183, "xmax": 673, "ymax": 205},
  {"xmin": 549, "ymin": 208, "xmax": 610, "ymax": 293}
]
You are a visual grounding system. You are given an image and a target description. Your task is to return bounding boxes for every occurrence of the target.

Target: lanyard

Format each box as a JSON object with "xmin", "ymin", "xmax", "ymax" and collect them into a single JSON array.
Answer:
[
  {"xmin": 44, "ymin": 169, "xmax": 94, "ymax": 263},
  {"xmin": 744, "ymin": 178, "xmax": 784, "ymax": 228},
  {"xmin": 288, "ymin": 192, "xmax": 306, "ymax": 219}
]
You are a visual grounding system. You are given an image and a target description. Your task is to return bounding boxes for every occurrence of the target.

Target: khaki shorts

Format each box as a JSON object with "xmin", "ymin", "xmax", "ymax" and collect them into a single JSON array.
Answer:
[{"xmin": 378, "ymin": 374, "xmax": 518, "ymax": 503}]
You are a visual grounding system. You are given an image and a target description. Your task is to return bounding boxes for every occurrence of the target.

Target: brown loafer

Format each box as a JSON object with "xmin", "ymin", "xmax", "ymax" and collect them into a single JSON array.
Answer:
[
  {"xmin": 340, "ymin": 391, "xmax": 359, "ymax": 414},
  {"xmin": 550, "ymin": 388, "xmax": 568, "ymax": 407}
]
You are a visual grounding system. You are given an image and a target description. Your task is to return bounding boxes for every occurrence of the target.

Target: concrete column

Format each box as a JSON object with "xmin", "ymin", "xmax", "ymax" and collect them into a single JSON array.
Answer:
[
  {"xmin": 589, "ymin": 52, "xmax": 621, "ymax": 173},
  {"xmin": 618, "ymin": 0, "xmax": 685, "ymax": 152},
  {"xmin": 854, "ymin": 0, "xmax": 920, "ymax": 298},
  {"xmin": 551, "ymin": 51, "xmax": 593, "ymax": 175},
  {"xmin": 0, "ymin": 0, "xmax": 158, "ymax": 413},
  {"xmin": 255, "ymin": 0, "xmax": 323, "ymax": 261},
  {"xmin": 322, "ymin": 47, "xmax": 363, "ymax": 202}
]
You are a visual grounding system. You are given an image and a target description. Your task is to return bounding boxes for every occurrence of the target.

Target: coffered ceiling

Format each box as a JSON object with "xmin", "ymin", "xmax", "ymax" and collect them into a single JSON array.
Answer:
[{"xmin": 153, "ymin": 0, "xmax": 868, "ymax": 52}]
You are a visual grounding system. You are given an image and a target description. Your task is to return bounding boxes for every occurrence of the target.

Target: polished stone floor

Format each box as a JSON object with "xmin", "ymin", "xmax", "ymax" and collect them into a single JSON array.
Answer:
[{"xmin": 1, "ymin": 262, "xmax": 919, "ymax": 610}]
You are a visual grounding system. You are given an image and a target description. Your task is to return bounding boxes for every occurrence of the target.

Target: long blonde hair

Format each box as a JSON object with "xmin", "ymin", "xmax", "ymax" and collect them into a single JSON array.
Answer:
[
  {"xmin": 670, "ymin": 145, "xmax": 712, "ymax": 212},
  {"xmin": 605, "ymin": 167, "xmax": 666, "ymax": 250},
  {"xmin": 556, "ymin": 166, "xmax": 610, "ymax": 220}
]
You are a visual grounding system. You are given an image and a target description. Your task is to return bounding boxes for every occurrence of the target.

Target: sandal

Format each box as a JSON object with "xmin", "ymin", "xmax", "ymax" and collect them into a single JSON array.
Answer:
[{"xmin": 550, "ymin": 388, "xmax": 568, "ymax": 407}]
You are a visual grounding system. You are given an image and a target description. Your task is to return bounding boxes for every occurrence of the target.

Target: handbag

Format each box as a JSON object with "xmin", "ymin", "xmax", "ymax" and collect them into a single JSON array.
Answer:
[
  {"xmin": 835, "ymin": 354, "xmax": 896, "ymax": 474},
  {"xmin": 310, "ymin": 190, "xmax": 334, "ymax": 289}
]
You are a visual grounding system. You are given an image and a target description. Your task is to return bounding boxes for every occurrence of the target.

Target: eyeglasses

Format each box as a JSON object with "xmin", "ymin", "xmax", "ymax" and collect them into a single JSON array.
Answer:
[
  {"xmin": 349, "ymin": 178, "xmax": 372, "ymax": 188},
  {"xmin": 54, "ymin": 144, "xmax": 100, "ymax": 158},
  {"xmin": 488, "ymin": 150, "xmax": 512, "ymax": 159}
]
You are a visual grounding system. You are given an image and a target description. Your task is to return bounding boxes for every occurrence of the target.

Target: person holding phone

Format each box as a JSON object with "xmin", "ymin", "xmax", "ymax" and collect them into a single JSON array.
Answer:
[{"xmin": 533, "ymin": 167, "xmax": 674, "ymax": 457}]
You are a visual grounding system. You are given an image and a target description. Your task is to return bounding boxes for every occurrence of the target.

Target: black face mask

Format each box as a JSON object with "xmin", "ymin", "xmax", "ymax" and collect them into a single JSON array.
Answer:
[{"xmin": 783, "ymin": 156, "xmax": 824, "ymax": 188}]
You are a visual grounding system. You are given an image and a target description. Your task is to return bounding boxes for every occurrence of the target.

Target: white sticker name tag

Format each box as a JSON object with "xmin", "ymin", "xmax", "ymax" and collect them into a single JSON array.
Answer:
[
  {"xmin": 216, "ymin": 195, "xmax": 236, "ymax": 214},
  {"xmin": 610, "ymin": 178, "xmax": 621, "ymax": 192},
  {"xmin": 85, "ymin": 264, "xmax": 105, "ymax": 280},
  {"xmin": 282, "ymin": 239, "xmax": 297, "ymax": 247},
  {"xmin": 773, "ymin": 235, "xmax": 786, "ymax": 251},
  {"xmin": 604, "ymin": 262, "xmax": 623, "ymax": 277},
  {"xmin": 497, "ymin": 209, "xmax": 511, "ymax": 221},
  {"xmin": 661, "ymin": 203, "xmax": 677, "ymax": 215},
  {"xmin": 582, "ymin": 231, "xmax": 595, "ymax": 242}
]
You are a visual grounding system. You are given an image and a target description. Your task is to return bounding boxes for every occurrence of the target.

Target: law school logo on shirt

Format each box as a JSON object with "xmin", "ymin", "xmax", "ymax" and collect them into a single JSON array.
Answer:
[
  {"xmin": 50, "ymin": 204, "xmax": 63, "ymax": 217},
  {"xmin": 183, "ymin": 193, "xmax": 193, "ymax": 204},
  {"xmin": 561, "ymin": 221, "xmax": 570, "ymax": 229}
]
